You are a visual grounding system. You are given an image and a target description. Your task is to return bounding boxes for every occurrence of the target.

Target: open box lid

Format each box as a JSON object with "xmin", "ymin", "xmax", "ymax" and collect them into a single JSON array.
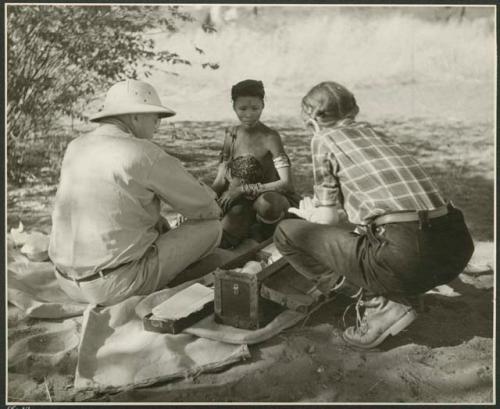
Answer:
[
  {"xmin": 212, "ymin": 238, "xmax": 333, "ymax": 313},
  {"xmin": 260, "ymin": 263, "xmax": 330, "ymax": 313}
]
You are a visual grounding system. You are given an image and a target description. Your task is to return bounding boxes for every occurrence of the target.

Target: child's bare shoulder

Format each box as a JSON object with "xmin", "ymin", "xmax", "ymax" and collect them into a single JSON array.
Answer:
[
  {"xmin": 258, "ymin": 122, "xmax": 281, "ymax": 140},
  {"xmin": 258, "ymin": 123, "xmax": 284, "ymax": 152}
]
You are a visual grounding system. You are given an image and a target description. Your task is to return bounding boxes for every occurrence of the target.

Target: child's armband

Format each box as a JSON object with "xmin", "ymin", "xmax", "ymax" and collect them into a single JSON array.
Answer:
[{"xmin": 273, "ymin": 153, "xmax": 291, "ymax": 169}]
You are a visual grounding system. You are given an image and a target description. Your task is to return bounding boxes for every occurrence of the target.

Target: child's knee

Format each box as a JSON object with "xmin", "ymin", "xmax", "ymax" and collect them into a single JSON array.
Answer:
[
  {"xmin": 226, "ymin": 203, "xmax": 247, "ymax": 216},
  {"xmin": 254, "ymin": 192, "xmax": 289, "ymax": 224},
  {"xmin": 221, "ymin": 205, "xmax": 253, "ymax": 239},
  {"xmin": 222, "ymin": 204, "xmax": 252, "ymax": 226}
]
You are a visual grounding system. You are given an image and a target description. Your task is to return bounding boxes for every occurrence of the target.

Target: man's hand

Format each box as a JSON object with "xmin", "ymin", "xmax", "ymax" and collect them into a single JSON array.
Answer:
[
  {"xmin": 289, "ymin": 197, "xmax": 340, "ymax": 225},
  {"xmin": 171, "ymin": 213, "xmax": 186, "ymax": 228}
]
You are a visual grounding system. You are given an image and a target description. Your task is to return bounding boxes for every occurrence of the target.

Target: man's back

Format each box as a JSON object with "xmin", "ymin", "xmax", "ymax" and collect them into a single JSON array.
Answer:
[{"xmin": 49, "ymin": 124, "xmax": 163, "ymax": 276}]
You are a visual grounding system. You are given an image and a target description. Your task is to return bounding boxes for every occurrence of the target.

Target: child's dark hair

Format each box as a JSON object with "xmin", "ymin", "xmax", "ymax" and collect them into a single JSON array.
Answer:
[
  {"xmin": 231, "ymin": 79, "xmax": 265, "ymax": 101},
  {"xmin": 302, "ymin": 81, "xmax": 359, "ymax": 125}
]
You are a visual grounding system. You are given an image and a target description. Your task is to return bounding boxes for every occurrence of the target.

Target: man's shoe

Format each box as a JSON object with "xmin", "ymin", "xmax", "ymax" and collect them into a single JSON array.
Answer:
[{"xmin": 342, "ymin": 296, "xmax": 417, "ymax": 349}]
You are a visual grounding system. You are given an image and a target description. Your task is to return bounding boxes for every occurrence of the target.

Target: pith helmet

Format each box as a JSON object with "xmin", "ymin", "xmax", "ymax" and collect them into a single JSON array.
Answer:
[{"xmin": 89, "ymin": 79, "xmax": 176, "ymax": 122}]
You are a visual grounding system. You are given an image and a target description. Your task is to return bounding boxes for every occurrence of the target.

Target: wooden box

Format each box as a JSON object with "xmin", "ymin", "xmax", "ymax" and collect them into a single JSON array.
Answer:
[{"xmin": 214, "ymin": 239, "xmax": 286, "ymax": 330}]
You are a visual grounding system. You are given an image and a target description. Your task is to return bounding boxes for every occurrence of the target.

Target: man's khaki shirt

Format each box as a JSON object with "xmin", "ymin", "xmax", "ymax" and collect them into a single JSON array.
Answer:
[{"xmin": 49, "ymin": 123, "xmax": 221, "ymax": 278}]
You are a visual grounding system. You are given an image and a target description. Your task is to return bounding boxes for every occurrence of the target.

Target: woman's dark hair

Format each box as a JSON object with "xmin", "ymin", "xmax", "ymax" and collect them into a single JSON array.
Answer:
[{"xmin": 231, "ymin": 79, "xmax": 265, "ymax": 101}]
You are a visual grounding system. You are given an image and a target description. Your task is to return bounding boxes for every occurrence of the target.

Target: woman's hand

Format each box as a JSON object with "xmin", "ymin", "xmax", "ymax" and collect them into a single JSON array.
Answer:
[
  {"xmin": 309, "ymin": 206, "xmax": 340, "ymax": 225},
  {"xmin": 288, "ymin": 196, "xmax": 316, "ymax": 221},
  {"xmin": 217, "ymin": 182, "xmax": 243, "ymax": 213},
  {"xmin": 288, "ymin": 197, "xmax": 340, "ymax": 225}
]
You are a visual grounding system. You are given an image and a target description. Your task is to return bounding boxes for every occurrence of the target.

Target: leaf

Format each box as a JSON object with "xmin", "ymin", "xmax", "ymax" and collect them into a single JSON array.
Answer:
[
  {"xmin": 201, "ymin": 62, "xmax": 220, "ymax": 70},
  {"xmin": 201, "ymin": 18, "xmax": 217, "ymax": 34}
]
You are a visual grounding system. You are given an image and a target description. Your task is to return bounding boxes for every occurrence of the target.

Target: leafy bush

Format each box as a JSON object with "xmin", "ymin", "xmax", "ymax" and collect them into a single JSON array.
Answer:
[{"xmin": 6, "ymin": 5, "xmax": 214, "ymax": 185}]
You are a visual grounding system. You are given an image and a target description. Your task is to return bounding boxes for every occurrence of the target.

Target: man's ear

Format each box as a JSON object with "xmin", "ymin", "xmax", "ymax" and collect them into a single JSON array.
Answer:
[{"xmin": 122, "ymin": 113, "xmax": 134, "ymax": 124}]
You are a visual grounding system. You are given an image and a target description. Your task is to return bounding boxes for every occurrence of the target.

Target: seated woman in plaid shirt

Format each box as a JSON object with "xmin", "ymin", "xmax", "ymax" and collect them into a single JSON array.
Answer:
[{"xmin": 274, "ymin": 81, "xmax": 474, "ymax": 349}]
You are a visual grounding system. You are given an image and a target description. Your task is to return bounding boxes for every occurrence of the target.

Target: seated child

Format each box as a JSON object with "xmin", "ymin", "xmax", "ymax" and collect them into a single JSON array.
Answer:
[{"xmin": 212, "ymin": 79, "xmax": 300, "ymax": 249}]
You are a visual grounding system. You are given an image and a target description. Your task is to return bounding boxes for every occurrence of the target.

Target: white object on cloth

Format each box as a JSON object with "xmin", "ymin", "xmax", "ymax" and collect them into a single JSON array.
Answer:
[
  {"xmin": 9, "ymin": 221, "xmax": 29, "ymax": 247},
  {"xmin": 9, "ymin": 222, "xmax": 50, "ymax": 261},
  {"xmin": 20, "ymin": 231, "xmax": 50, "ymax": 261},
  {"xmin": 463, "ymin": 241, "xmax": 495, "ymax": 275}
]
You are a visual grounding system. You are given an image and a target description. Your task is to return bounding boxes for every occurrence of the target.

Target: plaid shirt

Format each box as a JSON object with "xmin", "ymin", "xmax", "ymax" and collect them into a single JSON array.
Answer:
[{"xmin": 312, "ymin": 119, "xmax": 446, "ymax": 225}]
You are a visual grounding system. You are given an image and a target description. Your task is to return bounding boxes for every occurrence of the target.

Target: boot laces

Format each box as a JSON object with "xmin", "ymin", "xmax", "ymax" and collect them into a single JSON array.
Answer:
[
  {"xmin": 355, "ymin": 297, "xmax": 369, "ymax": 334},
  {"xmin": 342, "ymin": 289, "xmax": 366, "ymax": 332}
]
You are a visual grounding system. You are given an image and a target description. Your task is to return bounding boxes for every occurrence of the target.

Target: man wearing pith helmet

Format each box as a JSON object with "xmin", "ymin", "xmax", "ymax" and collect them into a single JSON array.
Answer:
[{"xmin": 49, "ymin": 79, "xmax": 222, "ymax": 305}]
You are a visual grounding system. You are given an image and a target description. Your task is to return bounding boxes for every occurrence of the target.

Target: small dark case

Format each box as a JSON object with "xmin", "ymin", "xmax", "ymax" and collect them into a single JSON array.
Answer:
[{"xmin": 143, "ymin": 302, "xmax": 214, "ymax": 334}]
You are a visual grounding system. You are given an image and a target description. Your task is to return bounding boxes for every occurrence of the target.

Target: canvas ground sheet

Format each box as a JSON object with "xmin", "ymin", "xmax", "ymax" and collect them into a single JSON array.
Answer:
[{"xmin": 7, "ymin": 238, "xmax": 306, "ymax": 393}]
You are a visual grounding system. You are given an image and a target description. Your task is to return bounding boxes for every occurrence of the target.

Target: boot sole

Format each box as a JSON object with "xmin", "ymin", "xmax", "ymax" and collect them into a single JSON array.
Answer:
[{"xmin": 343, "ymin": 309, "xmax": 417, "ymax": 349}]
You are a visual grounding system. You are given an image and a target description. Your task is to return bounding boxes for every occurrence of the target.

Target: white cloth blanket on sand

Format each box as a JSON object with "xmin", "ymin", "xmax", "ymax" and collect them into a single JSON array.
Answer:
[{"xmin": 7, "ymin": 241, "xmax": 305, "ymax": 392}]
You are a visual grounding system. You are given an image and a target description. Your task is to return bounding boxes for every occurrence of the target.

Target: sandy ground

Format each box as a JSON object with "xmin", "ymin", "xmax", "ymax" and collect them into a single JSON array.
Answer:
[
  {"xmin": 7, "ymin": 257, "xmax": 494, "ymax": 403},
  {"xmin": 6, "ymin": 101, "xmax": 495, "ymax": 403}
]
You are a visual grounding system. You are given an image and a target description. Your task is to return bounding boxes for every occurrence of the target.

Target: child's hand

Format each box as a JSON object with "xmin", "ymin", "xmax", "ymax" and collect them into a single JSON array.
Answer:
[{"xmin": 217, "ymin": 184, "xmax": 243, "ymax": 212}]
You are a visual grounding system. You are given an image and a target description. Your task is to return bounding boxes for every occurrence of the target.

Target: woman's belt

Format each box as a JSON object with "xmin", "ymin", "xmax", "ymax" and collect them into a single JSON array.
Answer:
[{"xmin": 372, "ymin": 204, "xmax": 449, "ymax": 227}]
